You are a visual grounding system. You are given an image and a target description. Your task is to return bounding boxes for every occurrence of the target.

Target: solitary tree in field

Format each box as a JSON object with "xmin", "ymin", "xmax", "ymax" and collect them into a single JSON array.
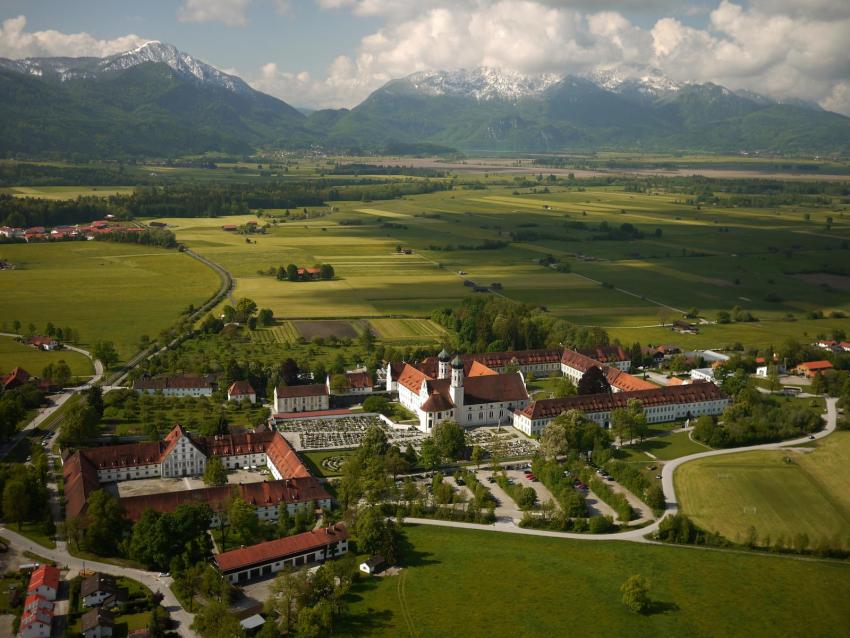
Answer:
[
  {"xmin": 93, "ymin": 341, "xmax": 119, "ymax": 369},
  {"xmin": 621, "ymin": 575, "xmax": 651, "ymax": 613}
]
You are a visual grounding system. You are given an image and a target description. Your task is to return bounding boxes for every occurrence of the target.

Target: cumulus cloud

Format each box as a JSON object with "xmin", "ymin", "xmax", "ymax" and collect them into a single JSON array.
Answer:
[
  {"xmin": 0, "ymin": 15, "xmax": 147, "ymax": 59},
  {"xmin": 253, "ymin": 0, "xmax": 850, "ymax": 115}
]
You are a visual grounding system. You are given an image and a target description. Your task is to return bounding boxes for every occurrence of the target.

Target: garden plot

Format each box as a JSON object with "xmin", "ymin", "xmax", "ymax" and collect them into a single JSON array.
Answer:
[{"xmin": 276, "ymin": 414, "xmax": 426, "ymax": 450}]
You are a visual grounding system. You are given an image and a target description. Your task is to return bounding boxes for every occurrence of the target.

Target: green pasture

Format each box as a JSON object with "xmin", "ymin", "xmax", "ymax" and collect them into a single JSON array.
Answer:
[
  {"xmin": 676, "ymin": 432, "xmax": 850, "ymax": 547},
  {"xmin": 0, "ymin": 242, "xmax": 220, "ymax": 360},
  {"xmin": 338, "ymin": 524, "xmax": 850, "ymax": 638},
  {"xmin": 368, "ymin": 318, "xmax": 446, "ymax": 342},
  {"xmin": 158, "ymin": 182, "xmax": 850, "ymax": 351},
  {"xmin": 629, "ymin": 430, "xmax": 710, "ymax": 461},
  {"xmin": 0, "ymin": 336, "xmax": 93, "ymax": 380}
]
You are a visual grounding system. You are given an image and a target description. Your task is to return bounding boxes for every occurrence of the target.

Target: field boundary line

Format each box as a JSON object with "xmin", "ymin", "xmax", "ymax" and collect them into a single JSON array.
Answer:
[{"xmin": 397, "ymin": 569, "xmax": 417, "ymax": 638}]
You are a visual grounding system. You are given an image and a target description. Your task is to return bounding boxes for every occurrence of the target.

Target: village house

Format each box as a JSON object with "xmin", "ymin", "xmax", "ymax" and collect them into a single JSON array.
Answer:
[
  {"xmin": 215, "ymin": 524, "xmax": 349, "ymax": 584},
  {"xmin": 63, "ymin": 427, "xmax": 331, "ymax": 526},
  {"xmin": 227, "ymin": 380, "xmax": 256, "ymax": 403},
  {"xmin": 793, "ymin": 360, "xmax": 834, "ymax": 378},
  {"xmin": 81, "ymin": 574, "xmax": 127, "ymax": 608},
  {"xmin": 19, "ymin": 595, "xmax": 53, "ymax": 638},
  {"xmin": 398, "ymin": 351, "xmax": 530, "ymax": 432},
  {"xmin": 27, "ymin": 565, "xmax": 60, "ymax": 601},
  {"xmin": 133, "ymin": 374, "xmax": 216, "ymax": 397},
  {"xmin": 327, "ymin": 371, "xmax": 373, "ymax": 395},
  {"xmin": 513, "ymin": 382, "xmax": 729, "ymax": 435},
  {"xmin": 1, "ymin": 366, "xmax": 31, "ymax": 390},
  {"xmin": 273, "ymin": 383, "xmax": 329, "ymax": 413},
  {"xmin": 81, "ymin": 608, "xmax": 114, "ymax": 638}
]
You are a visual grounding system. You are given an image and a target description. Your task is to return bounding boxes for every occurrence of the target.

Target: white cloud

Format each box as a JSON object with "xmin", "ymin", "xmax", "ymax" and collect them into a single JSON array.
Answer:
[
  {"xmin": 256, "ymin": 0, "xmax": 850, "ymax": 115},
  {"xmin": 0, "ymin": 15, "xmax": 147, "ymax": 59},
  {"xmin": 178, "ymin": 0, "xmax": 252, "ymax": 26}
]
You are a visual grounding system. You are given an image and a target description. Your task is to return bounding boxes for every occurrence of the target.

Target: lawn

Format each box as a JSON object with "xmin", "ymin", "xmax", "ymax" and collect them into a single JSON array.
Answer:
[
  {"xmin": 368, "ymin": 318, "xmax": 446, "ymax": 342},
  {"xmin": 675, "ymin": 432, "xmax": 850, "ymax": 547},
  {"xmin": 13, "ymin": 521, "xmax": 56, "ymax": 549},
  {"xmin": 0, "ymin": 336, "xmax": 94, "ymax": 380},
  {"xmin": 337, "ymin": 524, "xmax": 850, "ymax": 637},
  {"xmin": 301, "ymin": 449, "xmax": 355, "ymax": 478},
  {"xmin": 630, "ymin": 430, "xmax": 711, "ymax": 461},
  {"xmin": 0, "ymin": 241, "xmax": 220, "ymax": 360}
]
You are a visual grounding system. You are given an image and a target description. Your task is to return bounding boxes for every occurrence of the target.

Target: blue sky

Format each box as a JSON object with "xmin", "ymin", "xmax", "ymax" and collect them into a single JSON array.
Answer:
[{"xmin": 1, "ymin": 1, "xmax": 848, "ymax": 114}]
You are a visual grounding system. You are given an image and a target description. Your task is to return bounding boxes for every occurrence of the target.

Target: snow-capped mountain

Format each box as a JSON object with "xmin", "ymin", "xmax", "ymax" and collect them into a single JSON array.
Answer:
[
  {"xmin": 403, "ymin": 67, "xmax": 561, "ymax": 102},
  {"xmin": 0, "ymin": 41, "xmax": 251, "ymax": 94}
]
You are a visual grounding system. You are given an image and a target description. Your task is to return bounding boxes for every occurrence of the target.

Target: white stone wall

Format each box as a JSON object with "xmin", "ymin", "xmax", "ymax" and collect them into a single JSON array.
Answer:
[{"xmin": 97, "ymin": 463, "xmax": 160, "ymax": 483}]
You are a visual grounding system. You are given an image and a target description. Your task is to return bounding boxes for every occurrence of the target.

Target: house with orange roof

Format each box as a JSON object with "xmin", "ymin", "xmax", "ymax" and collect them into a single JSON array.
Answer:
[
  {"xmin": 27, "ymin": 565, "xmax": 60, "ymax": 601},
  {"xmin": 793, "ymin": 360, "xmax": 834, "ymax": 378},
  {"xmin": 227, "ymin": 380, "xmax": 256, "ymax": 403}
]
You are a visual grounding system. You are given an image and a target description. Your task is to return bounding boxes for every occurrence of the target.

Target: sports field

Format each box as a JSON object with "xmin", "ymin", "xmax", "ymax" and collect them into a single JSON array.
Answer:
[
  {"xmin": 158, "ymin": 182, "xmax": 850, "ymax": 346},
  {"xmin": 0, "ymin": 242, "xmax": 220, "ymax": 360},
  {"xmin": 0, "ymin": 336, "xmax": 94, "ymax": 380},
  {"xmin": 675, "ymin": 433, "xmax": 850, "ymax": 546},
  {"xmin": 337, "ymin": 524, "xmax": 850, "ymax": 637}
]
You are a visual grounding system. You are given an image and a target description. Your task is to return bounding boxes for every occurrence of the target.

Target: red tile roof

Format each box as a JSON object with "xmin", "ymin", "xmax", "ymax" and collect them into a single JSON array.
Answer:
[
  {"xmin": 28, "ymin": 565, "xmax": 60, "ymax": 592},
  {"xmin": 2, "ymin": 366, "xmax": 31, "ymax": 389},
  {"xmin": 467, "ymin": 361, "xmax": 498, "ymax": 377},
  {"xmin": 463, "ymin": 373, "xmax": 529, "ymax": 404},
  {"xmin": 398, "ymin": 364, "xmax": 428, "ymax": 393},
  {"xmin": 796, "ymin": 360, "xmax": 833, "ymax": 371},
  {"xmin": 418, "ymin": 349, "xmax": 562, "ymax": 377},
  {"xmin": 215, "ymin": 524, "xmax": 348, "ymax": 573},
  {"xmin": 344, "ymin": 371, "xmax": 372, "ymax": 389},
  {"xmin": 228, "ymin": 380, "xmax": 256, "ymax": 396},
  {"xmin": 518, "ymin": 382, "xmax": 727, "ymax": 420},
  {"xmin": 578, "ymin": 345, "xmax": 629, "ymax": 364},
  {"xmin": 275, "ymin": 383, "xmax": 328, "ymax": 398}
]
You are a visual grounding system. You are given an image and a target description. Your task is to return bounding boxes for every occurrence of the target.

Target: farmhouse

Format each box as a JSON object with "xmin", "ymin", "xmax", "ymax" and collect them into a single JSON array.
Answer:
[
  {"xmin": 27, "ymin": 336, "xmax": 60, "ymax": 351},
  {"xmin": 133, "ymin": 374, "xmax": 216, "ymax": 397},
  {"xmin": 512, "ymin": 382, "xmax": 729, "ymax": 436},
  {"xmin": 227, "ymin": 380, "xmax": 256, "ymax": 403},
  {"xmin": 560, "ymin": 350, "xmax": 656, "ymax": 393},
  {"xmin": 215, "ymin": 523, "xmax": 349, "ymax": 584},
  {"xmin": 398, "ymin": 351, "xmax": 530, "ymax": 432},
  {"xmin": 793, "ymin": 360, "xmax": 834, "ymax": 378},
  {"xmin": 63, "ymin": 427, "xmax": 331, "ymax": 523},
  {"xmin": 274, "ymin": 384, "xmax": 329, "ymax": 413}
]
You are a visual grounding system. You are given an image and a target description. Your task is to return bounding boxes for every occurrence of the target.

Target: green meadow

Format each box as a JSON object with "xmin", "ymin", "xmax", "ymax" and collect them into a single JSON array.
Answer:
[
  {"xmin": 0, "ymin": 336, "xmax": 94, "ymax": 380},
  {"xmin": 158, "ymin": 182, "xmax": 850, "ymax": 347},
  {"xmin": 0, "ymin": 242, "xmax": 220, "ymax": 360},
  {"xmin": 676, "ymin": 432, "xmax": 850, "ymax": 546},
  {"xmin": 338, "ymin": 524, "xmax": 850, "ymax": 638}
]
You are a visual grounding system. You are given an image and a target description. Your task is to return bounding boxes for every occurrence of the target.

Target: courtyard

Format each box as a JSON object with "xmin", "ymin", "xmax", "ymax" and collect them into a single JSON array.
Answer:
[{"xmin": 109, "ymin": 467, "xmax": 269, "ymax": 498}]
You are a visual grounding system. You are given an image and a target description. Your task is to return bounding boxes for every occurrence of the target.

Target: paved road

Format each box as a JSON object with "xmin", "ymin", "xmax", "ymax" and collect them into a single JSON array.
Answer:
[
  {"xmin": 0, "ymin": 528, "xmax": 196, "ymax": 637},
  {"xmin": 0, "ymin": 336, "xmax": 104, "ymax": 460}
]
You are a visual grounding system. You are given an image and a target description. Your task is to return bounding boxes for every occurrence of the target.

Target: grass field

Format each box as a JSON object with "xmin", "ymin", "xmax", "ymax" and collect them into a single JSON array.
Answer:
[
  {"xmin": 2, "ymin": 185, "xmax": 135, "ymax": 199},
  {"xmin": 0, "ymin": 242, "xmax": 220, "ymax": 360},
  {"xmin": 0, "ymin": 336, "xmax": 93, "ymax": 380},
  {"xmin": 630, "ymin": 430, "xmax": 711, "ymax": 461},
  {"xmin": 301, "ymin": 449, "xmax": 355, "ymax": 477},
  {"xmin": 338, "ymin": 524, "xmax": 850, "ymax": 637},
  {"xmin": 157, "ymin": 181, "xmax": 850, "ymax": 347},
  {"xmin": 368, "ymin": 318, "xmax": 446, "ymax": 342},
  {"xmin": 676, "ymin": 432, "xmax": 850, "ymax": 546}
]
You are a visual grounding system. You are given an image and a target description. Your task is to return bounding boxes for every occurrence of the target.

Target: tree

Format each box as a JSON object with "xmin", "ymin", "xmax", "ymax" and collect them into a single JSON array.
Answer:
[
  {"xmin": 577, "ymin": 365, "xmax": 610, "ymax": 395},
  {"xmin": 431, "ymin": 420, "xmax": 466, "ymax": 462},
  {"xmin": 2, "ymin": 480, "xmax": 29, "ymax": 530},
  {"xmin": 470, "ymin": 444, "xmax": 482, "ymax": 469},
  {"xmin": 83, "ymin": 489, "xmax": 127, "ymax": 555},
  {"xmin": 93, "ymin": 341, "xmax": 119, "ymax": 369},
  {"xmin": 767, "ymin": 366, "xmax": 781, "ymax": 393},
  {"xmin": 552, "ymin": 377, "xmax": 577, "ymax": 398},
  {"xmin": 257, "ymin": 308, "xmax": 274, "ymax": 326},
  {"xmin": 419, "ymin": 438, "xmax": 440, "ymax": 470},
  {"xmin": 42, "ymin": 360, "xmax": 72, "ymax": 386},
  {"xmin": 228, "ymin": 496, "xmax": 259, "ymax": 545},
  {"xmin": 191, "ymin": 599, "xmax": 244, "ymax": 638},
  {"xmin": 319, "ymin": 264, "xmax": 335, "ymax": 280},
  {"xmin": 203, "ymin": 457, "xmax": 228, "ymax": 486},
  {"xmin": 716, "ymin": 310, "xmax": 731, "ymax": 324},
  {"xmin": 329, "ymin": 374, "xmax": 349, "ymax": 394},
  {"xmin": 86, "ymin": 386, "xmax": 104, "ymax": 419},
  {"xmin": 362, "ymin": 395, "xmax": 390, "ymax": 415},
  {"xmin": 286, "ymin": 264, "xmax": 299, "ymax": 281},
  {"xmin": 58, "ymin": 403, "xmax": 100, "ymax": 448},
  {"xmin": 355, "ymin": 506, "xmax": 400, "ymax": 564},
  {"xmin": 235, "ymin": 298, "xmax": 258, "ymax": 321},
  {"xmin": 621, "ymin": 575, "xmax": 651, "ymax": 613},
  {"xmin": 540, "ymin": 420, "xmax": 569, "ymax": 458}
]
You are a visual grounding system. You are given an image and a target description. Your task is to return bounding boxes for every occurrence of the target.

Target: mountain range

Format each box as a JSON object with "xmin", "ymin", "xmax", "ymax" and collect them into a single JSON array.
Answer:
[{"xmin": 2, "ymin": 41, "xmax": 849, "ymax": 157}]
